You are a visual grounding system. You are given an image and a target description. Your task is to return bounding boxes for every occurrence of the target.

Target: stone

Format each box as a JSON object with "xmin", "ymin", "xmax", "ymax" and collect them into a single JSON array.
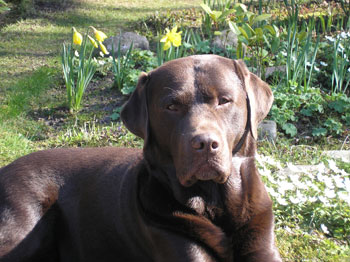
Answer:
[
  {"xmin": 103, "ymin": 32, "xmax": 149, "ymax": 56},
  {"xmin": 324, "ymin": 150, "xmax": 350, "ymax": 163},
  {"xmin": 258, "ymin": 120, "xmax": 277, "ymax": 141},
  {"xmin": 265, "ymin": 66, "xmax": 286, "ymax": 79},
  {"xmin": 212, "ymin": 30, "xmax": 238, "ymax": 49}
]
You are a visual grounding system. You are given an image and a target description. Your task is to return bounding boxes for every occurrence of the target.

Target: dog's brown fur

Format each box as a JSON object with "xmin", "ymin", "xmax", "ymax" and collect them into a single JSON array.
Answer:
[{"xmin": 0, "ymin": 55, "xmax": 281, "ymax": 262}]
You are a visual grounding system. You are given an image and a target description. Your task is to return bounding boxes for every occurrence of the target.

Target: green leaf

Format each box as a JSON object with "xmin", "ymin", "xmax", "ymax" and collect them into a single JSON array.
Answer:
[
  {"xmin": 252, "ymin": 14, "xmax": 272, "ymax": 24},
  {"xmin": 273, "ymin": 25, "xmax": 280, "ymax": 37},
  {"xmin": 271, "ymin": 38, "xmax": 280, "ymax": 53},
  {"xmin": 221, "ymin": 8, "xmax": 236, "ymax": 18},
  {"xmin": 239, "ymin": 26, "xmax": 249, "ymax": 39},
  {"xmin": 110, "ymin": 107, "xmax": 122, "ymax": 120},
  {"xmin": 121, "ymin": 85, "xmax": 135, "ymax": 95},
  {"xmin": 300, "ymin": 108, "xmax": 312, "ymax": 116},
  {"xmin": 242, "ymin": 23, "xmax": 255, "ymax": 37},
  {"xmin": 210, "ymin": 11, "xmax": 222, "ymax": 22},
  {"xmin": 233, "ymin": 3, "xmax": 248, "ymax": 14},
  {"xmin": 319, "ymin": 15, "xmax": 326, "ymax": 33},
  {"xmin": 297, "ymin": 31, "xmax": 307, "ymax": 42},
  {"xmin": 183, "ymin": 42, "xmax": 193, "ymax": 49},
  {"xmin": 255, "ymin": 28, "xmax": 263, "ymax": 40},
  {"xmin": 228, "ymin": 21, "xmax": 241, "ymax": 35},
  {"xmin": 237, "ymin": 35, "xmax": 249, "ymax": 45},
  {"xmin": 200, "ymin": 3, "xmax": 213, "ymax": 15},
  {"xmin": 342, "ymin": 113, "xmax": 350, "ymax": 125},
  {"xmin": 264, "ymin": 25, "xmax": 276, "ymax": 36},
  {"xmin": 282, "ymin": 123, "xmax": 297, "ymax": 137},
  {"xmin": 312, "ymin": 127, "xmax": 327, "ymax": 137},
  {"xmin": 324, "ymin": 118, "xmax": 343, "ymax": 135},
  {"xmin": 329, "ymin": 101, "xmax": 346, "ymax": 113}
]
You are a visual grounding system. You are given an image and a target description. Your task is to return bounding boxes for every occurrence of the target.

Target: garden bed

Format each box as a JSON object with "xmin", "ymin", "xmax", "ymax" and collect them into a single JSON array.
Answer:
[{"xmin": 0, "ymin": 0, "xmax": 350, "ymax": 260}]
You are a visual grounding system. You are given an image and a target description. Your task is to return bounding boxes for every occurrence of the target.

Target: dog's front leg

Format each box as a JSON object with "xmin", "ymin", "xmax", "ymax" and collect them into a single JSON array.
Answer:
[
  {"xmin": 224, "ymin": 162, "xmax": 282, "ymax": 262},
  {"xmin": 148, "ymin": 226, "xmax": 220, "ymax": 262},
  {"xmin": 233, "ymin": 208, "xmax": 282, "ymax": 262}
]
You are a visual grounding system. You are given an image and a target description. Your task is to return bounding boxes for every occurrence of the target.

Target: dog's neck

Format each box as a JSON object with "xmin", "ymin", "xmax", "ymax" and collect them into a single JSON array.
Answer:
[
  {"xmin": 138, "ymin": 153, "xmax": 258, "ymax": 261},
  {"xmin": 142, "ymin": 141, "xmax": 257, "ymax": 219}
]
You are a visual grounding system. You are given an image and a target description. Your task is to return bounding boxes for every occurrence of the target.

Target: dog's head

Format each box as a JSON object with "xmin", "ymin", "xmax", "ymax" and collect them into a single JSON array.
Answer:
[{"xmin": 121, "ymin": 55, "xmax": 273, "ymax": 189}]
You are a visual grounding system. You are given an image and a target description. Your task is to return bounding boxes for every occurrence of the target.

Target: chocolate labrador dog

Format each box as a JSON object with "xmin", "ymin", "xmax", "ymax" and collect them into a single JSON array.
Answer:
[{"xmin": 0, "ymin": 55, "xmax": 281, "ymax": 262}]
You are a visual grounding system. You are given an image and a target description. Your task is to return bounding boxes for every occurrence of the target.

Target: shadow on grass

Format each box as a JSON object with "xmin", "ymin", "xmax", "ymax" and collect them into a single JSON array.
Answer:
[{"xmin": 43, "ymin": 3, "xmax": 200, "ymax": 29}]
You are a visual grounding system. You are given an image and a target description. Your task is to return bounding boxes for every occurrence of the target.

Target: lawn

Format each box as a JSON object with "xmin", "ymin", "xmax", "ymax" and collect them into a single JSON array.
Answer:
[
  {"xmin": 0, "ymin": 0, "xmax": 201, "ymax": 165},
  {"xmin": 0, "ymin": 0, "xmax": 349, "ymax": 260}
]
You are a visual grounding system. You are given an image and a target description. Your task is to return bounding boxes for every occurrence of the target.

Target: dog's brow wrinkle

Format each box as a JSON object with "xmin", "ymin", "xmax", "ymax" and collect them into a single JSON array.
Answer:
[{"xmin": 162, "ymin": 87, "xmax": 193, "ymax": 105}]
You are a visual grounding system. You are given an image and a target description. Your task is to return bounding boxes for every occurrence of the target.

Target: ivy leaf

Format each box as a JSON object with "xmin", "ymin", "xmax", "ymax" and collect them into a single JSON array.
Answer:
[
  {"xmin": 300, "ymin": 108, "xmax": 312, "ymax": 116},
  {"xmin": 121, "ymin": 84, "xmax": 135, "ymax": 95},
  {"xmin": 324, "ymin": 118, "xmax": 343, "ymax": 135},
  {"xmin": 312, "ymin": 127, "xmax": 327, "ymax": 137},
  {"xmin": 342, "ymin": 113, "xmax": 350, "ymax": 125},
  {"xmin": 282, "ymin": 123, "xmax": 297, "ymax": 137},
  {"xmin": 329, "ymin": 101, "xmax": 346, "ymax": 113},
  {"xmin": 110, "ymin": 107, "xmax": 122, "ymax": 121}
]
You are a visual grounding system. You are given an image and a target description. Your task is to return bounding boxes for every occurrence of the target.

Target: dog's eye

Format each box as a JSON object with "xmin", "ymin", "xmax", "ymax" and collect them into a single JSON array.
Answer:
[
  {"xmin": 218, "ymin": 97, "xmax": 231, "ymax": 105},
  {"xmin": 166, "ymin": 104, "xmax": 178, "ymax": 111}
]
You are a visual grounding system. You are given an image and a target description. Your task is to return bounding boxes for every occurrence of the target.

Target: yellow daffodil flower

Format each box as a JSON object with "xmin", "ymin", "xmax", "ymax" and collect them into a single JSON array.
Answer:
[
  {"xmin": 160, "ymin": 26, "xmax": 182, "ymax": 51},
  {"xmin": 99, "ymin": 41, "xmax": 109, "ymax": 55},
  {"xmin": 88, "ymin": 35, "xmax": 98, "ymax": 48},
  {"xmin": 72, "ymin": 27, "xmax": 82, "ymax": 46},
  {"xmin": 90, "ymin": 26, "xmax": 107, "ymax": 42}
]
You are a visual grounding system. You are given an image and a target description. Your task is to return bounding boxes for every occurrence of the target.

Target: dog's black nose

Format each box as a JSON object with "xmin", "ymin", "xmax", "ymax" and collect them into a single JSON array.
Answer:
[{"xmin": 191, "ymin": 134, "xmax": 219, "ymax": 152}]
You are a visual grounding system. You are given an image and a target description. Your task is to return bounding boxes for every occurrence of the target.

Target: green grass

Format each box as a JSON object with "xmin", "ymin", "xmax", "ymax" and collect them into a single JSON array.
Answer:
[
  {"xmin": 276, "ymin": 227, "xmax": 350, "ymax": 261},
  {"xmin": 48, "ymin": 121, "xmax": 143, "ymax": 149},
  {"xmin": 0, "ymin": 125, "xmax": 37, "ymax": 166},
  {"xmin": 0, "ymin": 0, "xmax": 202, "ymax": 165}
]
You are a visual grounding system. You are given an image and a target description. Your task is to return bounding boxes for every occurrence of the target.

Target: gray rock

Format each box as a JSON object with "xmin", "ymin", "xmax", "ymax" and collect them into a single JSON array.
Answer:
[
  {"xmin": 212, "ymin": 30, "xmax": 238, "ymax": 49},
  {"xmin": 104, "ymin": 32, "xmax": 149, "ymax": 56},
  {"xmin": 258, "ymin": 120, "xmax": 277, "ymax": 141},
  {"xmin": 265, "ymin": 65, "xmax": 286, "ymax": 79},
  {"xmin": 324, "ymin": 150, "xmax": 350, "ymax": 163}
]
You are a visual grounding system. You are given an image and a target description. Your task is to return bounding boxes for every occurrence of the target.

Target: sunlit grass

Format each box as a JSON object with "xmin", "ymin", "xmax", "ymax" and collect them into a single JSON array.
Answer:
[
  {"xmin": 0, "ymin": 1, "xmax": 349, "ymax": 260},
  {"xmin": 0, "ymin": 0, "xmax": 201, "ymax": 165}
]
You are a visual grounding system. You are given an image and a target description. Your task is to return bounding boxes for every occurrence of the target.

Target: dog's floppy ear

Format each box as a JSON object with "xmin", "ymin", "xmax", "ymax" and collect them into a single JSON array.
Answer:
[
  {"xmin": 121, "ymin": 72, "xmax": 149, "ymax": 139},
  {"xmin": 233, "ymin": 60, "xmax": 274, "ymax": 139}
]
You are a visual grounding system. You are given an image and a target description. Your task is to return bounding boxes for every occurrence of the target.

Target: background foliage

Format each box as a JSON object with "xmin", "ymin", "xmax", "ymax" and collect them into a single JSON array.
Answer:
[{"xmin": 0, "ymin": 0, "xmax": 349, "ymax": 260}]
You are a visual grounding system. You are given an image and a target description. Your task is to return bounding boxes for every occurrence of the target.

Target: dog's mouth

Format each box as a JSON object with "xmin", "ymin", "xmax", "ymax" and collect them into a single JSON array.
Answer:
[{"xmin": 178, "ymin": 160, "xmax": 230, "ymax": 187}]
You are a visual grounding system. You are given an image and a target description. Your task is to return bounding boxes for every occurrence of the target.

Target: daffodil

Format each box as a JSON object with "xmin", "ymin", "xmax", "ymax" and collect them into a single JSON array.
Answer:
[
  {"xmin": 88, "ymin": 35, "xmax": 98, "ymax": 48},
  {"xmin": 160, "ymin": 26, "xmax": 182, "ymax": 51},
  {"xmin": 99, "ymin": 41, "xmax": 109, "ymax": 55},
  {"xmin": 72, "ymin": 27, "xmax": 82, "ymax": 46},
  {"xmin": 90, "ymin": 26, "xmax": 107, "ymax": 42}
]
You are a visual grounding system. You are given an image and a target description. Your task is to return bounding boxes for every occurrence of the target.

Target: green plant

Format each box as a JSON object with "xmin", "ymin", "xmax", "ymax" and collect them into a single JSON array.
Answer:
[
  {"xmin": 61, "ymin": 27, "xmax": 106, "ymax": 113},
  {"xmin": 200, "ymin": 1, "xmax": 234, "ymax": 36},
  {"xmin": 283, "ymin": 4, "xmax": 320, "ymax": 92},
  {"xmin": 270, "ymin": 85, "xmax": 349, "ymax": 137},
  {"xmin": 111, "ymin": 40, "xmax": 134, "ymax": 91},
  {"xmin": 0, "ymin": 0, "xmax": 10, "ymax": 13},
  {"xmin": 329, "ymin": 32, "xmax": 350, "ymax": 94},
  {"xmin": 110, "ymin": 106, "xmax": 122, "ymax": 121},
  {"xmin": 51, "ymin": 121, "xmax": 143, "ymax": 149},
  {"xmin": 339, "ymin": 0, "xmax": 350, "ymax": 18},
  {"xmin": 228, "ymin": 3, "xmax": 279, "ymax": 78},
  {"xmin": 111, "ymin": 49, "xmax": 158, "ymax": 95}
]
